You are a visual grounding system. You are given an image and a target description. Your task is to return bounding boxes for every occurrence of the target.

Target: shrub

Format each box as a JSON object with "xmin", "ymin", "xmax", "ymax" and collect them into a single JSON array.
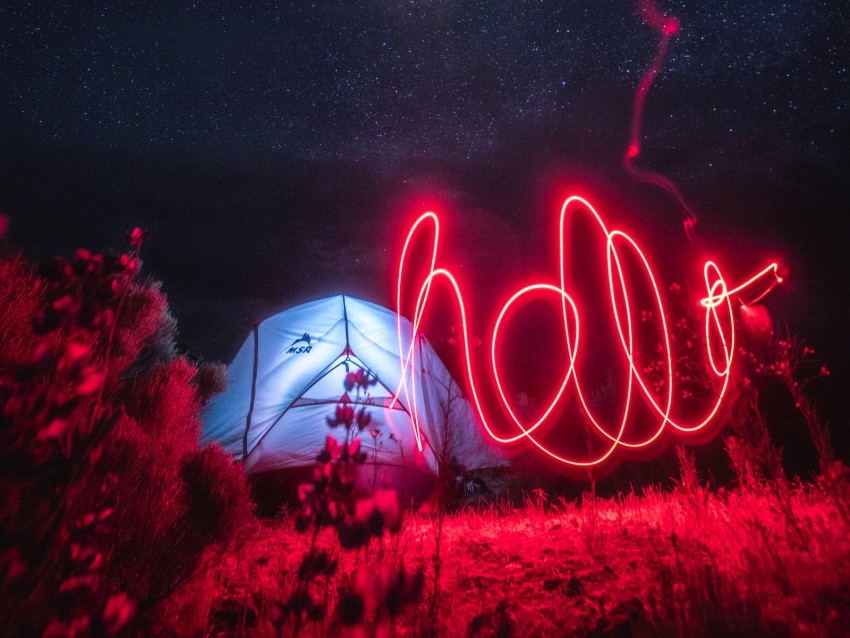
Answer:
[{"xmin": 0, "ymin": 232, "xmax": 253, "ymax": 636}]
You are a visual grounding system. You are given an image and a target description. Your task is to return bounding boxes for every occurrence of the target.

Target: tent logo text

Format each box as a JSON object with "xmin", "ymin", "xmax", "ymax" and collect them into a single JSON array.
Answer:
[{"xmin": 287, "ymin": 333, "xmax": 313, "ymax": 354}]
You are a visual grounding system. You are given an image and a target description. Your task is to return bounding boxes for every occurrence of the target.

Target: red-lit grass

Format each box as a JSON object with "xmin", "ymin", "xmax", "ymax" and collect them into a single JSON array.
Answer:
[
  {"xmin": 166, "ymin": 473, "xmax": 850, "ymax": 637},
  {"xmin": 0, "ymin": 256, "xmax": 46, "ymax": 365}
]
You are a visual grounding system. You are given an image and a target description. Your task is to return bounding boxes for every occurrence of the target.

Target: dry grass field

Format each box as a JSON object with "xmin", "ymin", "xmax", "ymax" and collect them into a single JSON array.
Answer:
[{"xmin": 161, "ymin": 467, "xmax": 850, "ymax": 637}]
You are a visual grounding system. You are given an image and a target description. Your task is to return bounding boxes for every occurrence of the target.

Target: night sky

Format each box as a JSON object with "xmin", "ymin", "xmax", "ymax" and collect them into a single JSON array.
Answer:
[{"xmin": 1, "ymin": 1, "xmax": 848, "ymax": 421}]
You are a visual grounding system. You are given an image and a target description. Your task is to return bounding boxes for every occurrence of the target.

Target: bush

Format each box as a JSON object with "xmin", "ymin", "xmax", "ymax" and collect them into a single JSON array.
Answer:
[{"xmin": 0, "ymin": 233, "xmax": 253, "ymax": 636}]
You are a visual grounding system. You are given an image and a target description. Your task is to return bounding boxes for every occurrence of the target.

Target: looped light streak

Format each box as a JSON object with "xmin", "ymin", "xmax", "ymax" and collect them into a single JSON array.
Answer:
[{"xmin": 393, "ymin": 195, "xmax": 782, "ymax": 468}]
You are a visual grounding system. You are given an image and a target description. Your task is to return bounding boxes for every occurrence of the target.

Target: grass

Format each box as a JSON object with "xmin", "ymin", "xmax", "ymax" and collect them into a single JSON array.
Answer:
[{"xmin": 160, "ymin": 472, "xmax": 850, "ymax": 637}]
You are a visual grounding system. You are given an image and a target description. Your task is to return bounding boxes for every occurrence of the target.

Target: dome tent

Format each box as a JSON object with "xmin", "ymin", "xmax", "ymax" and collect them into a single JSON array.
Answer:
[{"xmin": 202, "ymin": 295, "xmax": 504, "ymax": 485}]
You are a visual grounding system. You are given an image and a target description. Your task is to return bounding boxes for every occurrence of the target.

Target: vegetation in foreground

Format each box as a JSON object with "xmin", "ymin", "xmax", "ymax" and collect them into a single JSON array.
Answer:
[
  {"xmin": 165, "ymin": 464, "xmax": 849, "ymax": 637},
  {"xmin": 0, "ymin": 231, "xmax": 252, "ymax": 636}
]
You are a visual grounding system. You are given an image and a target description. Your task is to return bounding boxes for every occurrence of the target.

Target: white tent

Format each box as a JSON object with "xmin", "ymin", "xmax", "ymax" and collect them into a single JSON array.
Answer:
[{"xmin": 202, "ymin": 295, "xmax": 504, "ymax": 478}]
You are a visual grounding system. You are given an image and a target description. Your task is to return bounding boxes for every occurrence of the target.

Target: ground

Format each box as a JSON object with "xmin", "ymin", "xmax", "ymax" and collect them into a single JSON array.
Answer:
[{"xmin": 161, "ymin": 470, "xmax": 850, "ymax": 637}]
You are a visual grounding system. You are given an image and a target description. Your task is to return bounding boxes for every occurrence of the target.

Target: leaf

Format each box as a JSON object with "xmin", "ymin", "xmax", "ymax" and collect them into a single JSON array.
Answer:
[
  {"xmin": 37, "ymin": 418, "xmax": 70, "ymax": 441},
  {"xmin": 98, "ymin": 507, "xmax": 115, "ymax": 521},
  {"xmin": 325, "ymin": 436, "xmax": 339, "ymax": 458},
  {"xmin": 297, "ymin": 482, "xmax": 314, "ymax": 503},
  {"xmin": 52, "ymin": 294, "xmax": 75, "ymax": 313},
  {"xmin": 42, "ymin": 619, "xmax": 69, "ymax": 638},
  {"xmin": 104, "ymin": 593, "xmax": 136, "ymax": 635},
  {"xmin": 60, "ymin": 342, "xmax": 90, "ymax": 371},
  {"xmin": 356, "ymin": 408, "xmax": 371, "ymax": 430},
  {"xmin": 76, "ymin": 371, "xmax": 104, "ymax": 396},
  {"xmin": 128, "ymin": 227, "xmax": 145, "ymax": 247},
  {"xmin": 59, "ymin": 573, "xmax": 100, "ymax": 593},
  {"xmin": 348, "ymin": 438, "xmax": 361, "ymax": 457}
]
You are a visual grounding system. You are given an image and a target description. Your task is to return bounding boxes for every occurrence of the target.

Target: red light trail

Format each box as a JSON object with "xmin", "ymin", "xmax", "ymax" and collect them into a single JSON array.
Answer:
[
  {"xmin": 393, "ymin": 195, "xmax": 781, "ymax": 468},
  {"xmin": 625, "ymin": 0, "xmax": 699, "ymax": 241}
]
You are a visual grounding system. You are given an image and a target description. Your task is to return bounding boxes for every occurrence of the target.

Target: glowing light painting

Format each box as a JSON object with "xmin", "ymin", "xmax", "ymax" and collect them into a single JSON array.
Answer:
[{"xmin": 393, "ymin": 196, "xmax": 781, "ymax": 468}]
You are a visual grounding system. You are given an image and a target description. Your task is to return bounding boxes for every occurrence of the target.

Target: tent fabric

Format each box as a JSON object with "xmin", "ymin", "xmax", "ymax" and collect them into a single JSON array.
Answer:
[{"xmin": 202, "ymin": 295, "xmax": 505, "ymax": 476}]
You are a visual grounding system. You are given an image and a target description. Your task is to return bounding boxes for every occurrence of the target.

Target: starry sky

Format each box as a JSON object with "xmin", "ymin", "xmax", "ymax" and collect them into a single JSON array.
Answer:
[
  {"xmin": 2, "ymin": 2, "xmax": 846, "ymax": 163},
  {"xmin": 1, "ymin": 1, "xmax": 848, "ymax": 395}
]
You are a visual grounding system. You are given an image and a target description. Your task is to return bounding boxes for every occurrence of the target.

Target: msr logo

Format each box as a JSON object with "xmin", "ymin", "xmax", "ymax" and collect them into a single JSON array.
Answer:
[{"xmin": 287, "ymin": 333, "xmax": 313, "ymax": 354}]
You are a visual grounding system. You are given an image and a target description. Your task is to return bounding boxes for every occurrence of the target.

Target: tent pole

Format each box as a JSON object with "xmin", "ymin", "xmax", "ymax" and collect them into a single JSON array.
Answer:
[
  {"xmin": 243, "ymin": 322, "xmax": 259, "ymax": 460},
  {"xmin": 342, "ymin": 295, "xmax": 351, "ymax": 349}
]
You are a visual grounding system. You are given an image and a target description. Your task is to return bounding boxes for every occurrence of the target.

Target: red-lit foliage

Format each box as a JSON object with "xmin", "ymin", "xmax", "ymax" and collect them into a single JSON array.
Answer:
[
  {"xmin": 195, "ymin": 472, "xmax": 850, "ymax": 637},
  {"xmin": 101, "ymin": 357, "xmax": 254, "ymax": 612},
  {"xmin": 283, "ymin": 367, "xmax": 422, "ymax": 636},
  {"xmin": 0, "ymin": 238, "xmax": 253, "ymax": 636},
  {"xmin": 0, "ymin": 256, "xmax": 47, "ymax": 366}
]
